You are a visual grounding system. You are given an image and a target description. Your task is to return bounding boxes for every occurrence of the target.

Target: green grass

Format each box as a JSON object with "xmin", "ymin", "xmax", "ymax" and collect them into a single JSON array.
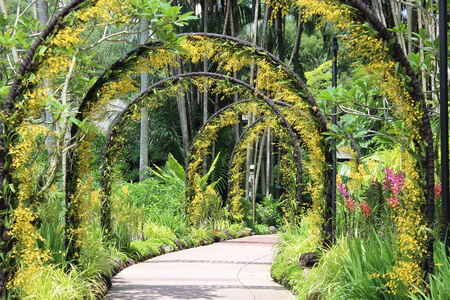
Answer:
[
  {"xmin": 270, "ymin": 222, "xmax": 318, "ymax": 296},
  {"xmin": 410, "ymin": 240, "xmax": 450, "ymax": 299},
  {"xmin": 143, "ymin": 221, "xmax": 177, "ymax": 241},
  {"xmin": 25, "ymin": 265, "xmax": 97, "ymax": 300},
  {"xmin": 298, "ymin": 229, "xmax": 412, "ymax": 300},
  {"xmin": 189, "ymin": 227, "xmax": 217, "ymax": 243}
]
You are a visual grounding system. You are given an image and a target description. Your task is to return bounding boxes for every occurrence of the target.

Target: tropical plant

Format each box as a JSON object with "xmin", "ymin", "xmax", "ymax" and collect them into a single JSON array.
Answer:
[
  {"xmin": 410, "ymin": 240, "xmax": 450, "ymax": 299},
  {"xmin": 255, "ymin": 194, "xmax": 283, "ymax": 227}
]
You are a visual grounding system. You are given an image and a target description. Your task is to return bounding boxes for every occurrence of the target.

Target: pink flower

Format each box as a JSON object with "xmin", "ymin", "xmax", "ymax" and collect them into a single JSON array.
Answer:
[
  {"xmin": 435, "ymin": 183, "xmax": 442, "ymax": 200},
  {"xmin": 387, "ymin": 196, "xmax": 400, "ymax": 208},
  {"xmin": 346, "ymin": 198, "xmax": 356, "ymax": 212},
  {"xmin": 383, "ymin": 168, "xmax": 405, "ymax": 195},
  {"xmin": 383, "ymin": 168, "xmax": 394, "ymax": 190},
  {"xmin": 339, "ymin": 183, "xmax": 349, "ymax": 198},
  {"xmin": 359, "ymin": 201, "xmax": 371, "ymax": 218}
]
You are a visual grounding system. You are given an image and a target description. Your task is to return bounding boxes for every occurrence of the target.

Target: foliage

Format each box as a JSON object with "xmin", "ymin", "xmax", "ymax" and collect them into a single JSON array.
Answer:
[
  {"xmin": 410, "ymin": 239, "xmax": 450, "ymax": 299},
  {"xmin": 1, "ymin": 0, "xmax": 446, "ymax": 297},
  {"xmin": 28, "ymin": 264, "xmax": 98, "ymax": 300},
  {"xmin": 270, "ymin": 221, "xmax": 319, "ymax": 295},
  {"xmin": 78, "ymin": 221, "xmax": 115, "ymax": 280},
  {"xmin": 143, "ymin": 222, "xmax": 176, "ymax": 241},
  {"xmin": 146, "ymin": 209, "xmax": 189, "ymax": 238},
  {"xmin": 255, "ymin": 194, "xmax": 283, "ymax": 227},
  {"xmin": 304, "ymin": 60, "xmax": 332, "ymax": 96},
  {"xmin": 225, "ymin": 222, "xmax": 250, "ymax": 238},
  {"xmin": 188, "ymin": 227, "xmax": 217, "ymax": 243},
  {"xmin": 298, "ymin": 227, "xmax": 423, "ymax": 299},
  {"xmin": 252, "ymin": 224, "xmax": 272, "ymax": 235}
]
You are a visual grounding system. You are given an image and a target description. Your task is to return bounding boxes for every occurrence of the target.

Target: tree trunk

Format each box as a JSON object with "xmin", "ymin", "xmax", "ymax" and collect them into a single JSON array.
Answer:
[
  {"xmin": 261, "ymin": 3, "xmax": 270, "ymax": 48},
  {"xmin": 246, "ymin": 0, "xmax": 259, "ymax": 198},
  {"xmin": 139, "ymin": 19, "xmax": 149, "ymax": 182},
  {"xmin": 222, "ymin": 0, "xmax": 230, "ymax": 35},
  {"xmin": 253, "ymin": 127, "xmax": 268, "ymax": 203},
  {"xmin": 389, "ymin": 0, "xmax": 407, "ymax": 54},
  {"xmin": 38, "ymin": 0, "xmax": 55, "ymax": 158},
  {"xmin": 372, "ymin": 0, "xmax": 386, "ymax": 27},
  {"xmin": 175, "ymin": 61, "xmax": 190, "ymax": 158}
]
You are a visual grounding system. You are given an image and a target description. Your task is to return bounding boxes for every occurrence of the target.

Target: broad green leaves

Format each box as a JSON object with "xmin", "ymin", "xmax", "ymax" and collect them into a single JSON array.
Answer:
[{"xmin": 129, "ymin": 0, "xmax": 196, "ymax": 48}]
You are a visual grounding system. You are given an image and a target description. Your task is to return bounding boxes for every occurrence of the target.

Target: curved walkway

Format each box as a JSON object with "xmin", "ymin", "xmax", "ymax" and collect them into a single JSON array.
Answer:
[{"xmin": 106, "ymin": 234, "xmax": 295, "ymax": 299}]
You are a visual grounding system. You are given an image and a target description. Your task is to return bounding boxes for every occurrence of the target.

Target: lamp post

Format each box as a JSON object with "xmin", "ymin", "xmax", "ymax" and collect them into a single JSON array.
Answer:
[
  {"xmin": 331, "ymin": 35, "xmax": 338, "ymax": 241},
  {"xmin": 439, "ymin": 0, "xmax": 449, "ymax": 253},
  {"xmin": 249, "ymin": 164, "xmax": 255, "ymax": 224}
]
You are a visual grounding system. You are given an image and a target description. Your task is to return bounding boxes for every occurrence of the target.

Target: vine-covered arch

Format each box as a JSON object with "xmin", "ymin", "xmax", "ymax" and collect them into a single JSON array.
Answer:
[
  {"xmin": 69, "ymin": 33, "xmax": 336, "ymax": 243},
  {"xmin": 0, "ymin": 0, "xmax": 440, "ymax": 295},
  {"xmin": 98, "ymin": 72, "xmax": 313, "ymax": 230}
]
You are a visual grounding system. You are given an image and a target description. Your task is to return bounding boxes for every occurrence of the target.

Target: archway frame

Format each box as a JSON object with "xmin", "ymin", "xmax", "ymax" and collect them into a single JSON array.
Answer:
[{"xmin": 0, "ymin": 0, "xmax": 437, "ymax": 295}]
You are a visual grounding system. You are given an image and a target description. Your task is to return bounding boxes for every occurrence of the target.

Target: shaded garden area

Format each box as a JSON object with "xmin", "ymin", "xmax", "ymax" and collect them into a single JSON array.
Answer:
[{"xmin": 0, "ymin": 0, "xmax": 449, "ymax": 299}]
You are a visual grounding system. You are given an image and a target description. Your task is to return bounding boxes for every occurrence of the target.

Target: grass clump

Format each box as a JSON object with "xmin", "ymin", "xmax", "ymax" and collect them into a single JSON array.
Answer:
[{"xmin": 29, "ymin": 265, "xmax": 97, "ymax": 300}]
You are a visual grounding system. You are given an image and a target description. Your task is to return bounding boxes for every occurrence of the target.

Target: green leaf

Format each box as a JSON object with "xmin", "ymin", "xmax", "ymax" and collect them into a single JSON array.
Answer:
[
  {"xmin": 0, "ymin": 86, "xmax": 10, "ymax": 96},
  {"xmin": 88, "ymin": 76, "xmax": 98, "ymax": 86},
  {"xmin": 173, "ymin": 46, "xmax": 191, "ymax": 55},
  {"xmin": 166, "ymin": 153, "xmax": 185, "ymax": 181},
  {"xmin": 38, "ymin": 45, "xmax": 48, "ymax": 56},
  {"xmin": 0, "ymin": 14, "xmax": 7, "ymax": 27},
  {"xmin": 330, "ymin": 124, "xmax": 340, "ymax": 133},
  {"xmin": 179, "ymin": 11, "xmax": 196, "ymax": 19},
  {"xmin": 199, "ymin": 153, "xmax": 221, "ymax": 187},
  {"xmin": 69, "ymin": 116, "xmax": 80, "ymax": 126}
]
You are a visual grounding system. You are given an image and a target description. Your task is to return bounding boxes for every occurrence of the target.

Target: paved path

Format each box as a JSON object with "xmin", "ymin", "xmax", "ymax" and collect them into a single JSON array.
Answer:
[{"xmin": 106, "ymin": 234, "xmax": 295, "ymax": 300}]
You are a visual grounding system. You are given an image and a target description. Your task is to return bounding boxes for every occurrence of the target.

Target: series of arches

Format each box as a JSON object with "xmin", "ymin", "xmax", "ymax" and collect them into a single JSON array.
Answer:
[{"xmin": 0, "ymin": 0, "xmax": 438, "ymax": 294}]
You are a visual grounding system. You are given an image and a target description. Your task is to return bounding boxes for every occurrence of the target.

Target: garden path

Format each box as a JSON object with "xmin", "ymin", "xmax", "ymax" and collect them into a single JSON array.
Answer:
[{"xmin": 106, "ymin": 234, "xmax": 295, "ymax": 299}]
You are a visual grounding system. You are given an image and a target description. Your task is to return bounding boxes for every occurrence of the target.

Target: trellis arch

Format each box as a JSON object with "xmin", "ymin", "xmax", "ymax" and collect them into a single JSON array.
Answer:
[
  {"xmin": 98, "ymin": 72, "xmax": 314, "ymax": 229},
  {"xmin": 66, "ymin": 33, "xmax": 336, "ymax": 239},
  {"xmin": 0, "ymin": 0, "xmax": 440, "ymax": 295}
]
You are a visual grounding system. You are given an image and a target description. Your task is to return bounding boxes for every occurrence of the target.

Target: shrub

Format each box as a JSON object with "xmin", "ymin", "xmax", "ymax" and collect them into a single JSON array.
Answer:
[
  {"xmin": 255, "ymin": 195, "xmax": 282, "ymax": 227},
  {"xmin": 252, "ymin": 223, "xmax": 272, "ymax": 235},
  {"xmin": 143, "ymin": 222, "xmax": 176, "ymax": 241}
]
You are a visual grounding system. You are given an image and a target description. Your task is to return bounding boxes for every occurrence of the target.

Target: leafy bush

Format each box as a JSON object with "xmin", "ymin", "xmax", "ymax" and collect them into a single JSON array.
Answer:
[
  {"xmin": 189, "ymin": 227, "xmax": 216, "ymax": 243},
  {"xmin": 226, "ymin": 223, "xmax": 248, "ymax": 238},
  {"xmin": 255, "ymin": 195, "xmax": 283, "ymax": 227},
  {"xmin": 252, "ymin": 223, "xmax": 272, "ymax": 235},
  {"xmin": 128, "ymin": 240, "xmax": 151, "ymax": 260},
  {"xmin": 38, "ymin": 223, "xmax": 67, "ymax": 265},
  {"xmin": 79, "ymin": 234, "xmax": 114, "ymax": 280},
  {"xmin": 126, "ymin": 176, "xmax": 184, "ymax": 215},
  {"xmin": 298, "ymin": 229, "xmax": 409, "ymax": 299},
  {"xmin": 218, "ymin": 231, "xmax": 228, "ymax": 240},
  {"xmin": 147, "ymin": 208, "xmax": 188, "ymax": 237},
  {"xmin": 143, "ymin": 221, "xmax": 176, "ymax": 241},
  {"xmin": 271, "ymin": 221, "xmax": 326, "ymax": 296}
]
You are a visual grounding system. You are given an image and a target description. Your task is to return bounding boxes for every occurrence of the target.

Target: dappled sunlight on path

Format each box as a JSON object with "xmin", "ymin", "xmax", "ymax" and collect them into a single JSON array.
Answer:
[{"xmin": 106, "ymin": 235, "xmax": 295, "ymax": 300}]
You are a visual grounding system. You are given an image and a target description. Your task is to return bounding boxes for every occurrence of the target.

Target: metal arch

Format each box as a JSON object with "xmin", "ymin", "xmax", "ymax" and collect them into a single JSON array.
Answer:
[
  {"xmin": 0, "ymin": 0, "xmax": 87, "ymax": 203},
  {"xmin": 338, "ymin": 0, "xmax": 436, "ymax": 276},
  {"xmin": 99, "ymin": 72, "xmax": 305, "ymax": 208},
  {"xmin": 179, "ymin": 32, "xmax": 329, "ymax": 132}
]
